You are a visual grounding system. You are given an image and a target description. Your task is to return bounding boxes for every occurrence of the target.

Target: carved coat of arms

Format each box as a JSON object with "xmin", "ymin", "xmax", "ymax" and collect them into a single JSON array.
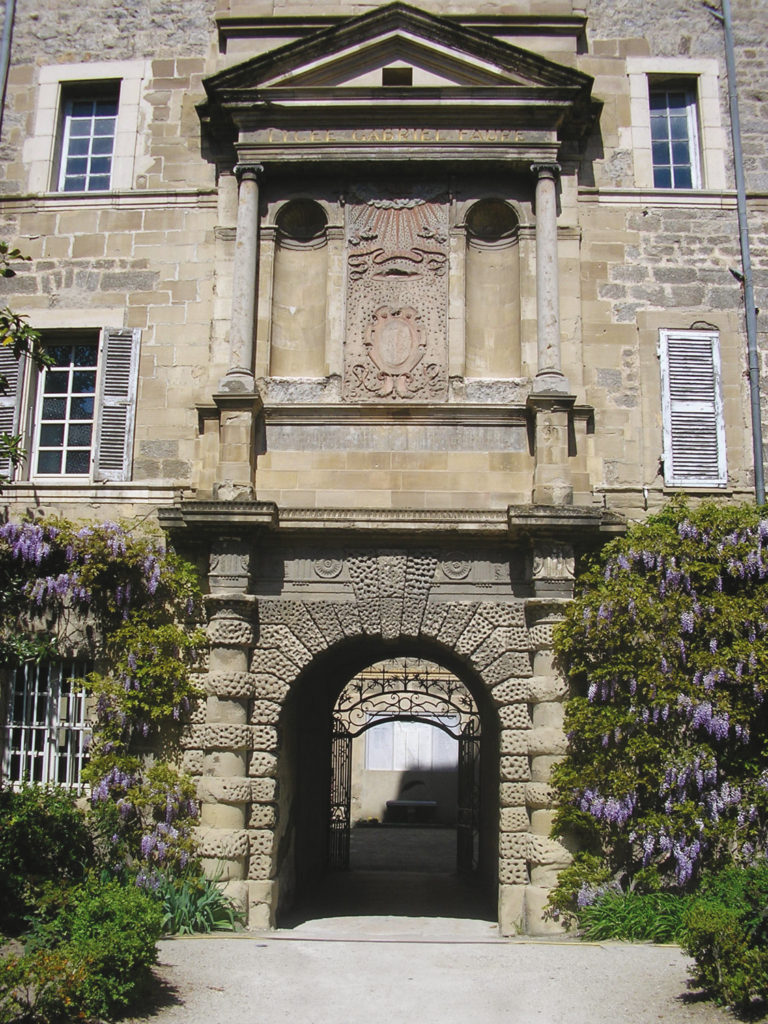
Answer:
[{"xmin": 343, "ymin": 185, "xmax": 449, "ymax": 402}]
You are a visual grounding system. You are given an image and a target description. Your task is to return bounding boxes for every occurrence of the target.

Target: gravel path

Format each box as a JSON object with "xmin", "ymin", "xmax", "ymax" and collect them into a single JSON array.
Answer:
[{"xmin": 128, "ymin": 927, "xmax": 747, "ymax": 1024}]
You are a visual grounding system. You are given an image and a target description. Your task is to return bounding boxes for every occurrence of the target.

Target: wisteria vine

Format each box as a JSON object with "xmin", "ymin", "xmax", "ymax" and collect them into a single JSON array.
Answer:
[
  {"xmin": 0, "ymin": 515, "xmax": 205, "ymax": 881},
  {"xmin": 550, "ymin": 500, "xmax": 768, "ymax": 912}
]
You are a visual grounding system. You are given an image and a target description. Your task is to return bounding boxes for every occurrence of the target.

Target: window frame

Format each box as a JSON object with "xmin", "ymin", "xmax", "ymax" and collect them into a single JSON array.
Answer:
[
  {"xmin": 23, "ymin": 60, "xmax": 149, "ymax": 195},
  {"xmin": 2, "ymin": 660, "xmax": 91, "ymax": 791},
  {"xmin": 55, "ymin": 85, "xmax": 121, "ymax": 193},
  {"xmin": 626, "ymin": 58, "xmax": 726, "ymax": 192},
  {"xmin": 659, "ymin": 328, "xmax": 727, "ymax": 488},
  {"xmin": 0, "ymin": 326, "xmax": 141, "ymax": 484},
  {"xmin": 648, "ymin": 79, "xmax": 702, "ymax": 190}
]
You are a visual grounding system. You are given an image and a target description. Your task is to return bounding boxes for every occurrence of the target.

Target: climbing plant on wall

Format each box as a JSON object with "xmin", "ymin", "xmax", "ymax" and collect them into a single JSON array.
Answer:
[
  {"xmin": 0, "ymin": 516, "xmax": 205, "ymax": 874},
  {"xmin": 550, "ymin": 500, "xmax": 768, "ymax": 913}
]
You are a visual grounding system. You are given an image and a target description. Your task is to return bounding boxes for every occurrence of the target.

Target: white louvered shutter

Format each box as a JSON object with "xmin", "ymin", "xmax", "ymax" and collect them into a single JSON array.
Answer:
[
  {"xmin": 93, "ymin": 327, "xmax": 140, "ymax": 482},
  {"xmin": 0, "ymin": 345, "xmax": 23, "ymax": 479},
  {"xmin": 659, "ymin": 329, "xmax": 726, "ymax": 487}
]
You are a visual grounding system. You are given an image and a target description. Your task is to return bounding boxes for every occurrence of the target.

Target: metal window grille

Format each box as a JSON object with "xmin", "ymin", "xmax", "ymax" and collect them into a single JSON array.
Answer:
[
  {"xmin": 649, "ymin": 82, "xmax": 701, "ymax": 189},
  {"xmin": 58, "ymin": 94, "xmax": 118, "ymax": 193},
  {"xmin": 3, "ymin": 661, "xmax": 91, "ymax": 790}
]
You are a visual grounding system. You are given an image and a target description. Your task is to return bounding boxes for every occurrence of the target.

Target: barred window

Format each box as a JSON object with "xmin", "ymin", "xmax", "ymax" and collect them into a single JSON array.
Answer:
[{"xmin": 3, "ymin": 661, "xmax": 91, "ymax": 789}]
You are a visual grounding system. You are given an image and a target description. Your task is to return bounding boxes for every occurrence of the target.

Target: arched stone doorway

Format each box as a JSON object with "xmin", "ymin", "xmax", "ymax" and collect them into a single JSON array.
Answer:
[{"xmin": 180, "ymin": 533, "xmax": 578, "ymax": 936}]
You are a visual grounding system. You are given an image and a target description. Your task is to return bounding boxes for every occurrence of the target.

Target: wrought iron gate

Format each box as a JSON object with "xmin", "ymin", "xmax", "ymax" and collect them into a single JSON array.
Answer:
[
  {"xmin": 328, "ymin": 715, "xmax": 352, "ymax": 869},
  {"xmin": 457, "ymin": 717, "xmax": 481, "ymax": 873}
]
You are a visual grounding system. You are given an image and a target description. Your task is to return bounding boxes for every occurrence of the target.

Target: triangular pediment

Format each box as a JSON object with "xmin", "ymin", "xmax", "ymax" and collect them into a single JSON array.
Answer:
[{"xmin": 204, "ymin": 2, "xmax": 593, "ymax": 98}]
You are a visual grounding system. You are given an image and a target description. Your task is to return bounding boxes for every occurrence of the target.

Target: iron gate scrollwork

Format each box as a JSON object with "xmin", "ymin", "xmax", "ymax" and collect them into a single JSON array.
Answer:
[
  {"xmin": 328, "ymin": 715, "xmax": 352, "ymax": 870},
  {"xmin": 457, "ymin": 717, "xmax": 481, "ymax": 874},
  {"xmin": 328, "ymin": 658, "xmax": 481, "ymax": 873}
]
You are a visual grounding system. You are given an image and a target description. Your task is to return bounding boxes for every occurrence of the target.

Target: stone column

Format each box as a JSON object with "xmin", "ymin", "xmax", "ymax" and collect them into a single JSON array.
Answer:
[
  {"xmin": 221, "ymin": 163, "xmax": 263, "ymax": 394},
  {"xmin": 531, "ymin": 163, "xmax": 568, "ymax": 395}
]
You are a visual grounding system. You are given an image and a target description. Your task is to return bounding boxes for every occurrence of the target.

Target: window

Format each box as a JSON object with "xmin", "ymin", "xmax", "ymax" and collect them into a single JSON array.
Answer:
[
  {"xmin": 365, "ymin": 717, "xmax": 458, "ymax": 771},
  {"xmin": 3, "ymin": 661, "xmax": 91, "ymax": 789},
  {"xmin": 57, "ymin": 88, "xmax": 119, "ymax": 192},
  {"xmin": 0, "ymin": 327, "xmax": 141, "ymax": 482},
  {"xmin": 24, "ymin": 61, "xmax": 149, "ymax": 194},
  {"xmin": 659, "ymin": 328, "xmax": 727, "ymax": 487},
  {"xmin": 626, "ymin": 59, "xmax": 725, "ymax": 192},
  {"xmin": 649, "ymin": 81, "xmax": 701, "ymax": 189}
]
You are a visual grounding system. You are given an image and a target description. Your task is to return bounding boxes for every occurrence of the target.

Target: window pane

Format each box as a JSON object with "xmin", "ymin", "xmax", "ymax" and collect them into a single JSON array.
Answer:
[
  {"xmin": 67, "ymin": 423, "xmax": 92, "ymax": 446},
  {"xmin": 73, "ymin": 345, "xmax": 98, "ymax": 366},
  {"xmin": 88, "ymin": 176, "xmax": 111, "ymax": 191},
  {"xmin": 68, "ymin": 137, "xmax": 89, "ymax": 156},
  {"xmin": 92, "ymin": 136, "xmax": 113, "ymax": 155},
  {"xmin": 40, "ymin": 424, "xmax": 65, "ymax": 446},
  {"xmin": 65, "ymin": 450, "xmax": 90, "ymax": 474},
  {"xmin": 69, "ymin": 396, "xmax": 94, "ymax": 420},
  {"xmin": 93, "ymin": 117, "xmax": 116, "ymax": 136},
  {"xmin": 72, "ymin": 370, "xmax": 96, "ymax": 392},
  {"xmin": 653, "ymin": 166, "xmax": 672, "ymax": 188},
  {"xmin": 44, "ymin": 371, "xmax": 69, "ymax": 394},
  {"xmin": 672, "ymin": 140, "xmax": 691, "ymax": 164},
  {"xmin": 670, "ymin": 115, "xmax": 690, "ymax": 140},
  {"xmin": 90, "ymin": 157, "xmax": 111, "ymax": 175},
  {"xmin": 95, "ymin": 99, "xmax": 118, "ymax": 116},
  {"xmin": 652, "ymin": 141, "xmax": 670, "ymax": 165},
  {"xmin": 675, "ymin": 167, "xmax": 693, "ymax": 189},
  {"xmin": 65, "ymin": 157, "xmax": 88, "ymax": 176},
  {"xmin": 42, "ymin": 397, "xmax": 66, "ymax": 419},
  {"xmin": 37, "ymin": 450, "xmax": 62, "ymax": 474},
  {"xmin": 71, "ymin": 100, "xmax": 93, "ymax": 117},
  {"xmin": 650, "ymin": 116, "xmax": 668, "ymax": 141},
  {"xmin": 68, "ymin": 118, "xmax": 92, "ymax": 136},
  {"xmin": 63, "ymin": 177, "xmax": 86, "ymax": 192}
]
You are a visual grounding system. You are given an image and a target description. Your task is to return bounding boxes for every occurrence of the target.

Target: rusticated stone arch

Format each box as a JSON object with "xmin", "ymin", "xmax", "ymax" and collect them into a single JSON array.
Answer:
[{"xmin": 184, "ymin": 543, "xmax": 574, "ymax": 935}]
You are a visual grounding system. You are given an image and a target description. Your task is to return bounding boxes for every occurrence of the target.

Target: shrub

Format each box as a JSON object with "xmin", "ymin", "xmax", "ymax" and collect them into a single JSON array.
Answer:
[
  {"xmin": 680, "ymin": 865, "xmax": 768, "ymax": 1007},
  {"xmin": 551, "ymin": 500, "xmax": 768, "ymax": 913},
  {"xmin": 0, "ymin": 785, "xmax": 93, "ymax": 935},
  {"xmin": 2, "ymin": 879, "xmax": 162, "ymax": 1023}
]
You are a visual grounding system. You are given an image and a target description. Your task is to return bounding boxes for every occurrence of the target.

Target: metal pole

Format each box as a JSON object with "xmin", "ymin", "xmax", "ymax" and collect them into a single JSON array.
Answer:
[
  {"xmin": 0, "ymin": 0, "xmax": 16, "ymax": 140},
  {"xmin": 719, "ymin": 0, "xmax": 765, "ymax": 504}
]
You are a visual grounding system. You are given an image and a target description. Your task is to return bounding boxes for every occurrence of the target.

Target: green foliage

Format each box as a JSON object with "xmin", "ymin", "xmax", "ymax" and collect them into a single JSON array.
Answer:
[
  {"xmin": 152, "ymin": 869, "xmax": 243, "ymax": 935},
  {"xmin": 578, "ymin": 889, "xmax": 692, "ymax": 943},
  {"xmin": 681, "ymin": 865, "xmax": 768, "ymax": 1007},
  {"xmin": 1, "ymin": 879, "xmax": 162, "ymax": 1023},
  {"xmin": 0, "ymin": 786, "xmax": 93, "ymax": 936},
  {"xmin": 550, "ymin": 500, "xmax": 768, "ymax": 916},
  {"xmin": 0, "ymin": 243, "xmax": 53, "ymax": 486}
]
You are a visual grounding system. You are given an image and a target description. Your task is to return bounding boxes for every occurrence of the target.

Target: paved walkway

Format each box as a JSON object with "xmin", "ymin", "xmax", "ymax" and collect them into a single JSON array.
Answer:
[
  {"xmin": 128, "ymin": 830, "xmax": 751, "ymax": 1024},
  {"xmin": 131, "ymin": 929, "xmax": 739, "ymax": 1024}
]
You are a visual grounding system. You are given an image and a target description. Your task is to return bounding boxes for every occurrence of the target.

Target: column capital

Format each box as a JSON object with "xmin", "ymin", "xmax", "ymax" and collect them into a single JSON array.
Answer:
[
  {"xmin": 530, "ymin": 162, "xmax": 561, "ymax": 181},
  {"xmin": 234, "ymin": 162, "xmax": 264, "ymax": 184}
]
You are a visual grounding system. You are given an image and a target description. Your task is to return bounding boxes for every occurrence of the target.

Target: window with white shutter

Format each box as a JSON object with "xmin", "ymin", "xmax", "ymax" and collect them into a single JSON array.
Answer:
[
  {"xmin": 659, "ymin": 328, "xmax": 727, "ymax": 487},
  {"xmin": 19, "ymin": 327, "xmax": 140, "ymax": 484}
]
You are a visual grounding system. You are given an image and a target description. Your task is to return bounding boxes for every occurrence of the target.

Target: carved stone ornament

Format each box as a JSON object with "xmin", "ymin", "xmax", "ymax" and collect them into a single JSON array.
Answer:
[
  {"xmin": 343, "ymin": 184, "xmax": 449, "ymax": 403},
  {"xmin": 440, "ymin": 555, "xmax": 471, "ymax": 581},
  {"xmin": 531, "ymin": 544, "xmax": 575, "ymax": 581},
  {"xmin": 209, "ymin": 540, "xmax": 251, "ymax": 594},
  {"xmin": 206, "ymin": 607, "xmax": 256, "ymax": 647},
  {"xmin": 313, "ymin": 557, "xmax": 343, "ymax": 579}
]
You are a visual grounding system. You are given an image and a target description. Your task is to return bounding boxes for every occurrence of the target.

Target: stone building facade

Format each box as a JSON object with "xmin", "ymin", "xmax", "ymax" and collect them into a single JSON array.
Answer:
[{"xmin": 0, "ymin": 0, "xmax": 765, "ymax": 935}]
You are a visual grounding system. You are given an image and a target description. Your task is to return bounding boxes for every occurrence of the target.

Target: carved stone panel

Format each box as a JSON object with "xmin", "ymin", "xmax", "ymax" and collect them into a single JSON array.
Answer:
[{"xmin": 343, "ymin": 184, "xmax": 449, "ymax": 402}]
